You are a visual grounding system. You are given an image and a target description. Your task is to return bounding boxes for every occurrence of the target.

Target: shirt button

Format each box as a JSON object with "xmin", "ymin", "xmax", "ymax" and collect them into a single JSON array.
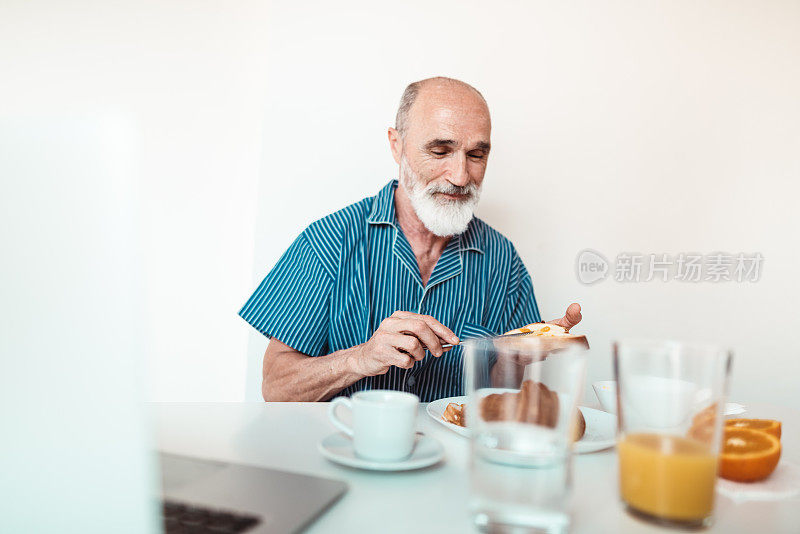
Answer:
[{"xmin": 407, "ymin": 376, "xmax": 416, "ymax": 387}]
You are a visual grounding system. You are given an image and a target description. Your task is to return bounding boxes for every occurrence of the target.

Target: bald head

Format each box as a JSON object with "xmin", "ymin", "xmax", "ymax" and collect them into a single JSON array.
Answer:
[{"xmin": 395, "ymin": 77, "xmax": 490, "ymax": 138}]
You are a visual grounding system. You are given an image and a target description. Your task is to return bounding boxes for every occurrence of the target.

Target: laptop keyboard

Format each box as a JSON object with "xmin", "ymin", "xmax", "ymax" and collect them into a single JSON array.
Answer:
[{"xmin": 162, "ymin": 500, "xmax": 261, "ymax": 533}]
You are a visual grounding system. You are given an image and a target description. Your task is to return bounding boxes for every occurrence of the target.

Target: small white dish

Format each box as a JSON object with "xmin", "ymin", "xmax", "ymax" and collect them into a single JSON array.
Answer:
[
  {"xmin": 318, "ymin": 432, "xmax": 444, "ymax": 471},
  {"xmin": 426, "ymin": 395, "xmax": 617, "ymax": 454},
  {"xmin": 577, "ymin": 407, "xmax": 616, "ymax": 453}
]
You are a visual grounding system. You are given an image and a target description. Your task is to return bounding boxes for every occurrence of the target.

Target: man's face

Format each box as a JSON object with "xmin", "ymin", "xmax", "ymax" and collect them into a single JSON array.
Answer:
[
  {"xmin": 402, "ymin": 86, "xmax": 491, "ymax": 197},
  {"xmin": 393, "ymin": 84, "xmax": 491, "ymax": 236}
]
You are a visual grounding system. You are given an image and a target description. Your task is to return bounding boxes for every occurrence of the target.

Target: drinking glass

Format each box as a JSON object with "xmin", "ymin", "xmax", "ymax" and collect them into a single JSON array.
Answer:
[
  {"xmin": 463, "ymin": 336, "xmax": 588, "ymax": 534},
  {"xmin": 614, "ymin": 339, "xmax": 732, "ymax": 528}
]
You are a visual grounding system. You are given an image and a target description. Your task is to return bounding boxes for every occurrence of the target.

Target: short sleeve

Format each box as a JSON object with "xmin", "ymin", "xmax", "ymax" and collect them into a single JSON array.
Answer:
[
  {"xmin": 238, "ymin": 232, "xmax": 333, "ymax": 356},
  {"xmin": 501, "ymin": 248, "xmax": 541, "ymax": 332}
]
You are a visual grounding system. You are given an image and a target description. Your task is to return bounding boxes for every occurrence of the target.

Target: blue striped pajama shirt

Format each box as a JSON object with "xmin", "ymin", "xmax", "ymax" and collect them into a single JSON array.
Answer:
[{"xmin": 239, "ymin": 179, "xmax": 541, "ymax": 401}]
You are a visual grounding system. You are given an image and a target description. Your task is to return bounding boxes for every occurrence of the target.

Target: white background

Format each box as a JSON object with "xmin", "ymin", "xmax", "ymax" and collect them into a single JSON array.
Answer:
[
  {"xmin": 3, "ymin": 1, "xmax": 799, "ymax": 406},
  {"xmin": 2, "ymin": 1, "xmax": 270, "ymax": 401}
]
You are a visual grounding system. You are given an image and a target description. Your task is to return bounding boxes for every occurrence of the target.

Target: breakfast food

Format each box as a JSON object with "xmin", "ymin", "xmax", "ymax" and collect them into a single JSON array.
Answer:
[
  {"xmin": 687, "ymin": 404, "xmax": 718, "ymax": 443},
  {"xmin": 619, "ymin": 433, "xmax": 717, "ymax": 522},
  {"xmin": 725, "ymin": 418, "xmax": 782, "ymax": 439},
  {"xmin": 686, "ymin": 412, "xmax": 784, "ymax": 483},
  {"xmin": 504, "ymin": 323, "xmax": 570, "ymax": 336},
  {"xmin": 442, "ymin": 402, "xmax": 465, "ymax": 427},
  {"xmin": 441, "ymin": 403, "xmax": 465, "ymax": 426},
  {"xmin": 481, "ymin": 380, "xmax": 560, "ymax": 427},
  {"xmin": 719, "ymin": 427, "xmax": 782, "ymax": 482},
  {"xmin": 501, "ymin": 323, "xmax": 589, "ymax": 351},
  {"xmin": 440, "ymin": 380, "xmax": 586, "ymax": 441},
  {"xmin": 572, "ymin": 409, "xmax": 587, "ymax": 442}
]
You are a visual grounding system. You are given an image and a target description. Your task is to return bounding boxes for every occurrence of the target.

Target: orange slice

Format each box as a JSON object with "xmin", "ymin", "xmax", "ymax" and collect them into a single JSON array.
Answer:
[
  {"xmin": 725, "ymin": 418, "xmax": 782, "ymax": 439},
  {"xmin": 719, "ymin": 428, "xmax": 781, "ymax": 482},
  {"xmin": 687, "ymin": 404, "xmax": 718, "ymax": 444}
]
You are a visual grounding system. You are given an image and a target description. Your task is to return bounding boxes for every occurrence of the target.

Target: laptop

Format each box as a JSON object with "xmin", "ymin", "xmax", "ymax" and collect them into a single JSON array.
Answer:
[
  {"xmin": 159, "ymin": 453, "xmax": 346, "ymax": 533},
  {"xmin": 1, "ymin": 116, "xmax": 345, "ymax": 534}
]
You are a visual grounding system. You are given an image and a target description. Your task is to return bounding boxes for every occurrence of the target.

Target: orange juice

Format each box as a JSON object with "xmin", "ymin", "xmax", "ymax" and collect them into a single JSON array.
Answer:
[{"xmin": 618, "ymin": 433, "xmax": 718, "ymax": 522}]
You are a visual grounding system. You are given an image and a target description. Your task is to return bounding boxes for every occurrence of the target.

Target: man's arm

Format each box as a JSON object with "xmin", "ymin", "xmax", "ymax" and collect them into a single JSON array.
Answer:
[
  {"xmin": 262, "ymin": 311, "xmax": 459, "ymax": 401},
  {"xmin": 262, "ymin": 340, "xmax": 366, "ymax": 401}
]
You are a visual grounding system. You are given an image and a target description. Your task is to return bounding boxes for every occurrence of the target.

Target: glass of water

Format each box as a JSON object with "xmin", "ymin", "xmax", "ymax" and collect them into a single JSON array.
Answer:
[{"xmin": 463, "ymin": 336, "xmax": 588, "ymax": 534}]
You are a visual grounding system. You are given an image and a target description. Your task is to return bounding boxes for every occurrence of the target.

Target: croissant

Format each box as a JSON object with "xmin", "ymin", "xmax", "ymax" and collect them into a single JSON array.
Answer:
[{"xmin": 441, "ymin": 380, "xmax": 586, "ymax": 441}]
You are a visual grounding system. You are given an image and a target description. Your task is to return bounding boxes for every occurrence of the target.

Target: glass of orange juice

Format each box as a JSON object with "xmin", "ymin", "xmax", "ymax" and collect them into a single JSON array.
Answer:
[{"xmin": 613, "ymin": 339, "xmax": 732, "ymax": 528}]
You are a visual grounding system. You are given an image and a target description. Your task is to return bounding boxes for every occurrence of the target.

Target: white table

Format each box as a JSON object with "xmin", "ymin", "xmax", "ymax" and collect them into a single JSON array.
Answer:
[{"xmin": 153, "ymin": 402, "xmax": 800, "ymax": 533}]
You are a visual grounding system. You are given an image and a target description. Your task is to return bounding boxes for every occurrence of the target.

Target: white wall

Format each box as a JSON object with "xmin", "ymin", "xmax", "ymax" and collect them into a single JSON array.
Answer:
[
  {"xmin": 248, "ymin": 0, "xmax": 800, "ymax": 406},
  {"xmin": 2, "ymin": 2, "xmax": 270, "ymax": 401},
  {"xmin": 4, "ymin": 2, "xmax": 798, "ymax": 405}
]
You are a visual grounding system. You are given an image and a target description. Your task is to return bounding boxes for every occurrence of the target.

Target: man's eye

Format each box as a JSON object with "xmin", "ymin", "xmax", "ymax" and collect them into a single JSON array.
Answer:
[
  {"xmin": 431, "ymin": 150, "xmax": 447, "ymax": 156},
  {"xmin": 469, "ymin": 154, "xmax": 485, "ymax": 160}
]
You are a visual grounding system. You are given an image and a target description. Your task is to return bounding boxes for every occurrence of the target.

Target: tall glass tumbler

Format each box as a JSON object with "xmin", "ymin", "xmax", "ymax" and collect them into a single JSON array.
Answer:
[
  {"xmin": 464, "ymin": 337, "xmax": 588, "ymax": 534},
  {"xmin": 614, "ymin": 339, "xmax": 732, "ymax": 528}
]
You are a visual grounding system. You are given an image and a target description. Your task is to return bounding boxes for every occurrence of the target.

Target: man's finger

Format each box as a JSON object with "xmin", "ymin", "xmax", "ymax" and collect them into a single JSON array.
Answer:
[
  {"xmin": 564, "ymin": 303, "xmax": 582, "ymax": 329},
  {"xmin": 546, "ymin": 302, "xmax": 583, "ymax": 332},
  {"xmin": 399, "ymin": 318, "xmax": 445, "ymax": 357},
  {"xmin": 397, "ymin": 312, "xmax": 459, "ymax": 345},
  {"xmin": 389, "ymin": 311, "xmax": 459, "ymax": 346},
  {"xmin": 385, "ymin": 316, "xmax": 444, "ymax": 356},
  {"xmin": 394, "ymin": 353, "xmax": 415, "ymax": 369},
  {"xmin": 388, "ymin": 333, "xmax": 426, "ymax": 361}
]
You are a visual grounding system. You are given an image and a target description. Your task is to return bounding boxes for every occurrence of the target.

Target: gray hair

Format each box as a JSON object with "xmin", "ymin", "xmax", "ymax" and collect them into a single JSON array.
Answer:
[{"xmin": 394, "ymin": 77, "xmax": 487, "ymax": 137}]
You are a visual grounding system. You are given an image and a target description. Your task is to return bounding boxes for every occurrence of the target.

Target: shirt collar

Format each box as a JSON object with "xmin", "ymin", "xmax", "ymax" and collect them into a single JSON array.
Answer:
[
  {"xmin": 366, "ymin": 179, "xmax": 397, "ymax": 225},
  {"xmin": 459, "ymin": 217, "xmax": 484, "ymax": 254},
  {"xmin": 367, "ymin": 179, "xmax": 485, "ymax": 254}
]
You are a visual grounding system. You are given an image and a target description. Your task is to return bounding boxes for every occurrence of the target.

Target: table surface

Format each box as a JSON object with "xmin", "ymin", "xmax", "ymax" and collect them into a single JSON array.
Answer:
[{"xmin": 152, "ymin": 402, "xmax": 800, "ymax": 533}]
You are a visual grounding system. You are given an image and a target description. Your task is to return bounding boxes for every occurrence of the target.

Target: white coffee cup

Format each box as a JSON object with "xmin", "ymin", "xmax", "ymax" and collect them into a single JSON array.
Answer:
[
  {"xmin": 592, "ymin": 380, "xmax": 617, "ymax": 414},
  {"xmin": 328, "ymin": 390, "xmax": 419, "ymax": 462},
  {"xmin": 621, "ymin": 375, "xmax": 698, "ymax": 429}
]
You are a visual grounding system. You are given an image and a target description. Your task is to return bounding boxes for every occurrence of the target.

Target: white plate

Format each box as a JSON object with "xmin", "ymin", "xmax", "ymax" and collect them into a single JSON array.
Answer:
[
  {"xmin": 427, "ymin": 396, "xmax": 617, "ymax": 454},
  {"xmin": 318, "ymin": 432, "xmax": 444, "ymax": 471}
]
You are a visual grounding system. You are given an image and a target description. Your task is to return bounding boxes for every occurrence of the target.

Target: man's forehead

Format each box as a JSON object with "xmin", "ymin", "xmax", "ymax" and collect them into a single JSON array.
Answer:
[{"xmin": 409, "ymin": 87, "xmax": 491, "ymax": 145}]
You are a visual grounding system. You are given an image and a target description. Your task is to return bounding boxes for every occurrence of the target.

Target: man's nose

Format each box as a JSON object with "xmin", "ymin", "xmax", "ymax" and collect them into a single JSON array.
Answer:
[{"xmin": 446, "ymin": 153, "xmax": 470, "ymax": 187}]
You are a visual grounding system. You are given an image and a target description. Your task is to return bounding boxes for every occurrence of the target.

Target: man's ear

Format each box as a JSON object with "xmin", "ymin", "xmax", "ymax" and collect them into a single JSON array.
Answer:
[{"xmin": 387, "ymin": 127, "xmax": 402, "ymax": 165}]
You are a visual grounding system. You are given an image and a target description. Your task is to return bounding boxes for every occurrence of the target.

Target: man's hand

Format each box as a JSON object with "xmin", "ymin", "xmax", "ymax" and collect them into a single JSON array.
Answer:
[
  {"xmin": 547, "ymin": 303, "xmax": 583, "ymax": 332},
  {"xmin": 348, "ymin": 311, "xmax": 459, "ymax": 377}
]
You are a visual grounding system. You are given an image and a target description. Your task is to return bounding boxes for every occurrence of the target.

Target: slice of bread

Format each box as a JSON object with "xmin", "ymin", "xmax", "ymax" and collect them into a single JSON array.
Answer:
[{"xmin": 503, "ymin": 322, "xmax": 589, "ymax": 350}]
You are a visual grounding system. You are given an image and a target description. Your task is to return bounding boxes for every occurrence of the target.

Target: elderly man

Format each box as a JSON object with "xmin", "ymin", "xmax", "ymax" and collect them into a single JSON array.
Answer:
[{"xmin": 240, "ymin": 77, "xmax": 582, "ymax": 402}]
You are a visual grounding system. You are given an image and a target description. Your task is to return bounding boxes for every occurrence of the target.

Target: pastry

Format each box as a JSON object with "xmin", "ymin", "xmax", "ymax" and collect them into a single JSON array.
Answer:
[
  {"xmin": 572, "ymin": 408, "xmax": 586, "ymax": 441},
  {"xmin": 442, "ymin": 380, "xmax": 586, "ymax": 441},
  {"xmin": 442, "ymin": 402, "xmax": 465, "ymax": 427}
]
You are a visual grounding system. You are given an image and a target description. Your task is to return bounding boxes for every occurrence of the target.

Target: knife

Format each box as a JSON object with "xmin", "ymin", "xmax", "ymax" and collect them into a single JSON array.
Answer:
[{"xmin": 440, "ymin": 331, "xmax": 532, "ymax": 349}]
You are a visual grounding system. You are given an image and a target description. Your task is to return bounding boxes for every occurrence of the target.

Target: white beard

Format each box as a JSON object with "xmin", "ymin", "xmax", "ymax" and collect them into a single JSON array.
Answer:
[{"xmin": 399, "ymin": 156, "xmax": 481, "ymax": 237}]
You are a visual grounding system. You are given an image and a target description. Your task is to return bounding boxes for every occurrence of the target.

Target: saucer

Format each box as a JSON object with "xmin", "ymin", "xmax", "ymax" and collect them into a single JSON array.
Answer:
[{"xmin": 318, "ymin": 433, "xmax": 444, "ymax": 471}]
